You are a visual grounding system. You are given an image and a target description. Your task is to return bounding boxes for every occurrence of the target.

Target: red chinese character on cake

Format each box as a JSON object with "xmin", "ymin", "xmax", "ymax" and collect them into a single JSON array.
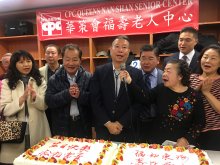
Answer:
[{"xmin": 162, "ymin": 153, "xmax": 173, "ymax": 161}]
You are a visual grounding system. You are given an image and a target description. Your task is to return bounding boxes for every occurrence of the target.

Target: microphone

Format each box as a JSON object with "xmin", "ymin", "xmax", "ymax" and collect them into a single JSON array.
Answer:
[
  {"xmin": 120, "ymin": 63, "xmax": 127, "ymax": 91},
  {"xmin": 120, "ymin": 63, "xmax": 126, "ymax": 82},
  {"xmin": 120, "ymin": 63, "xmax": 126, "ymax": 70}
]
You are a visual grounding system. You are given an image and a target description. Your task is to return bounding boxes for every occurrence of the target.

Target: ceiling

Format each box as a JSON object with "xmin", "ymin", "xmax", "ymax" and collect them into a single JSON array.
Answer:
[{"xmin": 0, "ymin": 0, "xmax": 107, "ymax": 13}]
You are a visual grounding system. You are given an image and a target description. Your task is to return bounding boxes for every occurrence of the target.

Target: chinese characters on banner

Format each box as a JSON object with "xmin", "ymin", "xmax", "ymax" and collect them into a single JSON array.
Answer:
[{"xmin": 36, "ymin": 0, "xmax": 199, "ymax": 41}]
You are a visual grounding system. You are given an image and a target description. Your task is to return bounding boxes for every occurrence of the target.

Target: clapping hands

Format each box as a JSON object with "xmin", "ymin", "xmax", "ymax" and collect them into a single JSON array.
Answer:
[
  {"xmin": 200, "ymin": 78, "xmax": 214, "ymax": 94},
  {"xmin": 19, "ymin": 82, "xmax": 37, "ymax": 106},
  {"xmin": 69, "ymin": 83, "xmax": 80, "ymax": 98},
  {"xmin": 195, "ymin": 77, "xmax": 214, "ymax": 94}
]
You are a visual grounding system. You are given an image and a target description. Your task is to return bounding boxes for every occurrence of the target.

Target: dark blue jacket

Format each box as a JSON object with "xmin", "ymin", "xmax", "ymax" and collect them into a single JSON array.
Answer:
[
  {"xmin": 45, "ymin": 66, "xmax": 92, "ymax": 137},
  {"xmin": 139, "ymin": 68, "xmax": 163, "ymax": 121}
]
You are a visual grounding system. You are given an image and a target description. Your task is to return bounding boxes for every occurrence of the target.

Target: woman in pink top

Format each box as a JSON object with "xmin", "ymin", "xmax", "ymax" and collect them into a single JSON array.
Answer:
[{"xmin": 190, "ymin": 44, "xmax": 220, "ymax": 151}]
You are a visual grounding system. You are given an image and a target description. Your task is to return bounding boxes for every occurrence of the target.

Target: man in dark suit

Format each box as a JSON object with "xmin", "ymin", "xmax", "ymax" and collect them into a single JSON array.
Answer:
[
  {"xmin": 90, "ymin": 35, "xmax": 144, "ymax": 142},
  {"xmin": 138, "ymin": 45, "xmax": 163, "ymax": 143},
  {"xmin": 163, "ymin": 27, "xmax": 200, "ymax": 73}
]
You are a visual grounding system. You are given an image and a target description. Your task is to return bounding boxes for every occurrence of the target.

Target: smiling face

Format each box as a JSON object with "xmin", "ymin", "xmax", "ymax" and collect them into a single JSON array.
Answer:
[
  {"xmin": 178, "ymin": 32, "xmax": 197, "ymax": 55},
  {"xmin": 16, "ymin": 57, "xmax": 33, "ymax": 76},
  {"xmin": 110, "ymin": 38, "xmax": 130, "ymax": 66},
  {"xmin": 162, "ymin": 63, "xmax": 183, "ymax": 88},
  {"xmin": 63, "ymin": 49, "xmax": 81, "ymax": 76},
  {"xmin": 201, "ymin": 48, "xmax": 220, "ymax": 76}
]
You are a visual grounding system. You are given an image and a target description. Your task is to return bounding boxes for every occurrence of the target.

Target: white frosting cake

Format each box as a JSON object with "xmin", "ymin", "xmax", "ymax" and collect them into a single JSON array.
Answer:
[
  {"xmin": 14, "ymin": 136, "xmax": 117, "ymax": 165},
  {"xmin": 112, "ymin": 143, "xmax": 212, "ymax": 165},
  {"xmin": 13, "ymin": 136, "xmax": 213, "ymax": 165}
]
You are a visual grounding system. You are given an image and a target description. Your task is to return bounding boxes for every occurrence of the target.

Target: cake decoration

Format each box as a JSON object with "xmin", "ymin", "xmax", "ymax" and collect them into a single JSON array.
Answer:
[
  {"xmin": 14, "ymin": 136, "xmax": 212, "ymax": 165},
  {"xmin": 112, "ymin": 143, "xmax": 212, "ymax": 165},
  {"xmin": 14, "ymin": 136, "xmax": 117, "ymax": 165}
]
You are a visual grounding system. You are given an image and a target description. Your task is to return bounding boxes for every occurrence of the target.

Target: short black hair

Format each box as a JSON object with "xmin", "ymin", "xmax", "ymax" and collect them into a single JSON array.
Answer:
[
  {"xmin": 61, "ymin": 43, "xmax": 82, "ymax": 59},
  {"xmin": 167, "ymin": 59, "xmax": 191, "ymax": 86},
  {"xmin": 198, "ymin": 44, "xmax": 220, "ymax": 74},
  {"xmin": 180, "ymin": 26, "xmax": 198, "ymax": 39},
  {"xmin": 140, "ymin": 44, "xmax": 160, "ymax": 57}
]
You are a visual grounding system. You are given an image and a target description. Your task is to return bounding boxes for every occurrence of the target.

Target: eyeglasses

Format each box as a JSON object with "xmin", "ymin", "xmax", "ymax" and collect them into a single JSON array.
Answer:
[{"xmin": 202, "ymin": 56, "xmax": 218, "ymax": 62}]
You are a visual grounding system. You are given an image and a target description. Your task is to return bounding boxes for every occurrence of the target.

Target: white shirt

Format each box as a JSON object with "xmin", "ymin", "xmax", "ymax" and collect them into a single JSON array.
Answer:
[
  {"xmin": 179, "ymin": 49, "xmax": 195, "ymax": 66},
  {"xmin": 67, "ymin": 72, "xmax": 80, "ymax": 118}
]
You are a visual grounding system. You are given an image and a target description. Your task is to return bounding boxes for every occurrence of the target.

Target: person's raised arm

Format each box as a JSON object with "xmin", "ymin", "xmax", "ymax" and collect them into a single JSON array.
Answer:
[{"xmin": 201, "ymin": 78, "xmax": 220, "ymax": 114}]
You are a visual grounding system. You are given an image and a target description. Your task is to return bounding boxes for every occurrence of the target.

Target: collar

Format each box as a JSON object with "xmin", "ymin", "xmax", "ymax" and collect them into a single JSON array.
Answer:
[
  {"xmin": 19, "ymin": 76, "xmax": 34, "ymax": 84},
  {"xmin": 67, "ymin": 70, "xmax": 78, "ymax": 80},
  {"xmin": 112, "ymin": 63, "xmax": 121, "ymax": 72},
  {"xmin": 179, "ymin": 49, "xmax": 195, "ymax": 62},
  {"xmin": 142, "ymin": 68, "xmax": 158, "ymax": 78}
]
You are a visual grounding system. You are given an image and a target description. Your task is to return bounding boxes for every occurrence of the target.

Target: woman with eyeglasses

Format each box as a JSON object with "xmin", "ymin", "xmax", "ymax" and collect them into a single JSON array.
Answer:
[{"xmin": 190, "ymin": 44, "xmax": 220, "ymax": 151}]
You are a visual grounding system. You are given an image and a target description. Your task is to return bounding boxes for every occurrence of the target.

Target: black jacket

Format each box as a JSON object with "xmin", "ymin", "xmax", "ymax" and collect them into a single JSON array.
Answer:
[
  {"xmin": 90, "ymin": 63, "xmax": 144, "ymax": 142},
  {"xmin": 90, "ymin": 63, "xmax": 144, "ymax": 127},
  {"xmin": 129, "ymin": 83, "xmax": 205, "ymax": 145},
  {"xmin": 45, "ymin": 66, "xmax": 92, "ymax": 137}
]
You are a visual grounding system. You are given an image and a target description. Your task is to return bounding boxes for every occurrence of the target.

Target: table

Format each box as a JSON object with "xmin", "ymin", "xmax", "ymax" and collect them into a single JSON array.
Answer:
[{"xmin": 206, "ymin": 150, "xmax": 220, "ymax": 165}]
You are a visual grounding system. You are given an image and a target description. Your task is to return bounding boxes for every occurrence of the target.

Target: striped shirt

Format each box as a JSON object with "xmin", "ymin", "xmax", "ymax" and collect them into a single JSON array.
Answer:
[{"xmin": 190, "ymin": 74, "xmax": 220, "ymax": 132}]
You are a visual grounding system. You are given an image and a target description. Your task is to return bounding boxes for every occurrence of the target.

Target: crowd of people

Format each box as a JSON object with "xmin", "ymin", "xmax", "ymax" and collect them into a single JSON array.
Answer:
[{"xmin": 0, "ymin": 26, "xmax": 220, "ymax": 164}]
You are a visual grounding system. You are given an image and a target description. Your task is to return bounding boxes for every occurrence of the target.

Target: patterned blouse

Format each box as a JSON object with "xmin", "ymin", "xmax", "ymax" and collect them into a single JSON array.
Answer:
[{"xmin": 129, "ymin": 83, "xmax": 205, "ymax": 145}]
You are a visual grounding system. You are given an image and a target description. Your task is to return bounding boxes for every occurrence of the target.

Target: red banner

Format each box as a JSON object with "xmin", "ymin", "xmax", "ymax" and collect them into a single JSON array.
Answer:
[{"xmin": 37, "ymin": 0, "xmax": 199, "ymax": 41}]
